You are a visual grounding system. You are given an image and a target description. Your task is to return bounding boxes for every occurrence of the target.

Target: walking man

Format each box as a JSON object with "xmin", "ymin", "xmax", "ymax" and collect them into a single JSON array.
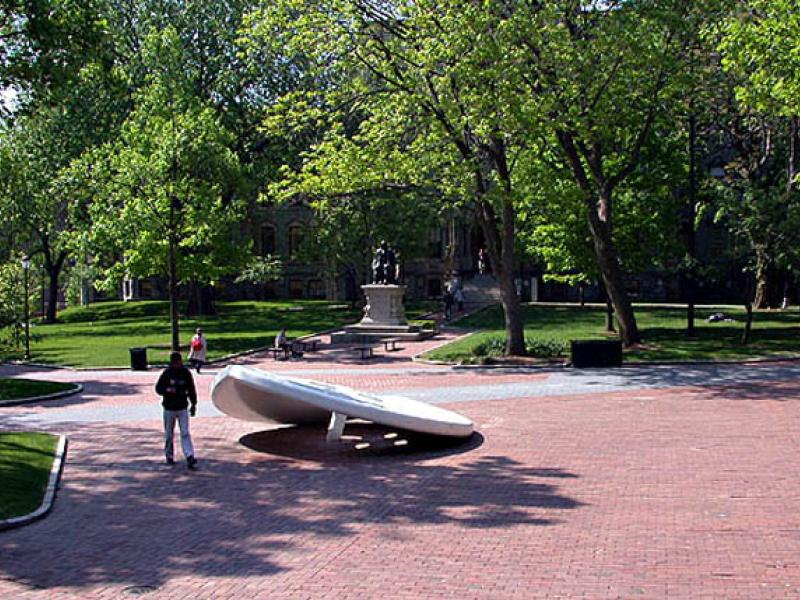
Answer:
[{"xmin": 156, "ymin": 351, "xmax": 199, "ymax": 470}]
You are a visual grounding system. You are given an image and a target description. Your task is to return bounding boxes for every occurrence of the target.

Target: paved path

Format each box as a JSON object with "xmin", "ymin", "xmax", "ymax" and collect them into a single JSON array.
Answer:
[{"xmin": 3, "ymin": 341, "xmax": 800, "ymax": 598}]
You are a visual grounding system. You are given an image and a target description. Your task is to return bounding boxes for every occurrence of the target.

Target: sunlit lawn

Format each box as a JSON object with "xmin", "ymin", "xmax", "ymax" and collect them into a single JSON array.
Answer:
[
  {"xmin": 0, "ymin": 432, "xmax": 59, "ymax": 520},
  {"xmin": 0, "ymin": 379, "xmax": 76, "ymax": 401},
  {"xmin": 0, "ymin": 299, "xmax": 436, "ymax": 368},
  {"xmin": 426, "ymin": 304, "xmax": 800, "ymax": 363}
]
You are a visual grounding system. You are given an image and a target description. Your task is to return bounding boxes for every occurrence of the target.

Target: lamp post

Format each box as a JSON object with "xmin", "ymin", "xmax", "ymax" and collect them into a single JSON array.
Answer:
[
  {"xmin": 686, "ymin": 111, "xmax": 697, "ymax": 337},
  {"xmin": 21, "ymin": 256, "xmax": 31, "ymax": 360}
]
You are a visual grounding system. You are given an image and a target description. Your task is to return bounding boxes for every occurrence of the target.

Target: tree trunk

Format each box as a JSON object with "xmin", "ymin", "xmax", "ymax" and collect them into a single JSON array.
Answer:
[
  {"xmin": 185, "ymin": 282, "xmax": 217, "ymax": 316},
  {"xmin": 42, "ymin": 247, "xmax": 67, "ymax": 324},
  {"xmin": 686, "ymin": 110, "xmax": 697, "ymax": 337},
  {"xmin": 555, "ymin": 131, "xmax": 640, "ymax": 346},
  {"xmin": 752, "ymin": 248, "xmax": 770, "ymax": 309},
  {"xmin": 475, "ymin": 197, "xmax": 525, "ymax": 356},
  {"xmin": 168, "ymin": 235, "xmax": 180, "ymax": 352},
  {"xmin": 586, "ymin": 201, "xmax": 640, "ymax": 346},
  {"xmin": 605, "ymin": 297, "xmax": 615, "ymax": 333}
]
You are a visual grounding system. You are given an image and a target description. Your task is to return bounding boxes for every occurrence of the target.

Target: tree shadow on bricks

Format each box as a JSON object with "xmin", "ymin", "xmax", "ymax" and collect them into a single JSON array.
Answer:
[
  {"xmin": 559, "ymin": 361, "xmax": 800, "ymax": 402},
  {"xmin": 0, "ymin": 420, "xmax": 582, "ymax": 594}
]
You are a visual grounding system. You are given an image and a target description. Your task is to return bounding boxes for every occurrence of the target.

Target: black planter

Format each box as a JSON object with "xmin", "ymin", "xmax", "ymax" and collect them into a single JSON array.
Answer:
[{"xmin": 570, "ymin": 339, "xmax": 622, "ymax": 368}]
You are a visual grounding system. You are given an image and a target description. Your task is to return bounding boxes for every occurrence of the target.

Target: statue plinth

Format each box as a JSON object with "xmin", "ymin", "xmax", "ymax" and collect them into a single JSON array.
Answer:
[
  {"xmin": 358, "ymin": 284, "xmax": 408, "ymax": 326},
  {"xmin": 332, "ymin": 284, "xmax": 429, "ymax": 343}
]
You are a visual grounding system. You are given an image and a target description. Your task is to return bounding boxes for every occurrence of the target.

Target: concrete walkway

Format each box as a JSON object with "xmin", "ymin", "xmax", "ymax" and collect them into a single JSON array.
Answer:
[{"xmin": 3, "ymin": 339, "xmax": 800, "ymax": 598}]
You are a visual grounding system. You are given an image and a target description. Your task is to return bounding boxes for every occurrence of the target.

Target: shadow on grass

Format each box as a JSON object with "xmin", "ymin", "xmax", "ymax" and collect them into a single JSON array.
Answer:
[{"xmin": 0, "ymin": 421, "xmax": 582, "ymax": 593}]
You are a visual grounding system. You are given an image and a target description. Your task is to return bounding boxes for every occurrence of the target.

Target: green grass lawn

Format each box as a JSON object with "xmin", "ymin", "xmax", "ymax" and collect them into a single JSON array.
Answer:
[
  {"xmin": 0, "ymin": 299, "xmax": 438, "ymax": 368},
  {"xmin": 0, "ymin": 378, "xmax": 76, "ymax": 401},
  {"xmin": 0, "ymin": 432, "xmax": 59, "ymax": 520},
  {"xmin": 426, "ymin": 304, "xmax": 800, "ymax": 363}
]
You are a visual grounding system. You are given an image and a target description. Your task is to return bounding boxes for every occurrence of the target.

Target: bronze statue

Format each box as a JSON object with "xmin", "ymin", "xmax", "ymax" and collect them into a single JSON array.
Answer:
[{"xmin": 372, "ymin": 240, "xmax": 398, "ymax": 284}]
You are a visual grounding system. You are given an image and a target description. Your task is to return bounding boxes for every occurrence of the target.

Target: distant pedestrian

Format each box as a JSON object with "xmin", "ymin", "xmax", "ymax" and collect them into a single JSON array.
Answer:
[
  {"xmin": 454, "ymin": 287, "xmax": 465, "ymax": 312},
  {"xmin": 155, "ymin": 352, "xmax": 198, "ymax": 470},
  {"xmin": 443, "ymin": 289, "xmax": 454, "ymax": 321},
  {"xmin": 275, "ymin": 327, "xmax": 288, "ymax": 349},
  {"xmin": 478, "ymin": 248, "xmax": 487, "ymax": 274},
  {"xmin": 188, "ymin": 328, "xmax": 207, "ymax": 373}
]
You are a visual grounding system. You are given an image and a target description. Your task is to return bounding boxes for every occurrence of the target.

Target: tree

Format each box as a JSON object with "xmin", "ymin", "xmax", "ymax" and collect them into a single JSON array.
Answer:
[
  {"xmin": 0, "ymin": 0, "xmax": 105, "ymax": 102},
  {"xmin": 295, "ymin": 192, "xmax": 442, "ymax": 301},
  {"xmin": 250, "ymin": 0, "xmax": 533, "ymax": 353},
  {"xmin": 83, "ymin": 27, "xmax": 244, "ymax": 350},
  {"xmin": 0, "ymin": 61, "xmax": 123, "ymax": 322},
  {"xmin": 717, "ymin": 0, "xmax": 800, "ymax": 119},
  {"xmin": 488, "ymin": 1, "xmax": 722, "ymax": 345},
  {"xmin": 712, "ymin": 1, "xmax": 800, "ymax": 308}
]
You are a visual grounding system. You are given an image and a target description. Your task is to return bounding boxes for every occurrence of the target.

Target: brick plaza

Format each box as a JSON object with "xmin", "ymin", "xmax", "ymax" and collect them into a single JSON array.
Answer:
[{"xmin": 3, "ymin": 341, "xmax": 800, "ymax": 599}]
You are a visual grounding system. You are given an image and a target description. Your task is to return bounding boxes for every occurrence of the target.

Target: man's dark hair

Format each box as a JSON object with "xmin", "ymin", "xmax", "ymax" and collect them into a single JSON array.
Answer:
[{"xmin": 169, "ymin": 351, "xmax": 182, "ymax": 363}]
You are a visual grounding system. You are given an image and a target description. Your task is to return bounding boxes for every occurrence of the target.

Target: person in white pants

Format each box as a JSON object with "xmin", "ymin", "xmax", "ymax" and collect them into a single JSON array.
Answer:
[
  {"xmin": 155, "ymin": 352, "xmax": 198, "ymax": 469},
  {"xmin": 188, "ymin": 328, "xmax": 207, "ymax": 373}
]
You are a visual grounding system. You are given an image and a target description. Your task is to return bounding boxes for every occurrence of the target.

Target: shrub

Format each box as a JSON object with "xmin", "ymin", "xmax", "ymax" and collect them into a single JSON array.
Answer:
[
  {"xmin": 410, "ymin": 319, "xmax": 437, "ymax": 331},
  {"xmin": 471, "ymin": 335, "xmax": 506, "ymax": 357},
  {"xmin": 525, "ymin": 337, "xmax": 568, "ymax": 358},
  {"xmin": 471, "ymin": 335, "xmax": 567, "ymax": 359}
]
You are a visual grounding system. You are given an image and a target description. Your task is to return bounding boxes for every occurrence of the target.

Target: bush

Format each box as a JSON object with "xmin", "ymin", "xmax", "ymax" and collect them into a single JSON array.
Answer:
[
  {"xmin": 471, "ymin": 336, "xmax": 506, "ymax": 357},
  {"xmin": 525, "ymin": 337, "xmax": 567, "ymax": 358},
  {"xmin": 470, "ymin": 335, "xmax": 567, "ymax": 359}
]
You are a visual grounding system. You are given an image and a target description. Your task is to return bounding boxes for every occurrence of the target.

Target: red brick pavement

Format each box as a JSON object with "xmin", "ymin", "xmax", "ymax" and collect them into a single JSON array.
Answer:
[{"xmin": 3, "ymin": 357, "xmax": 800, "ymax": 597}]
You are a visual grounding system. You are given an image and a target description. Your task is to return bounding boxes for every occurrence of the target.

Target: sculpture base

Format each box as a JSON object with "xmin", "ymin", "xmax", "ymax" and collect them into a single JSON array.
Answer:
[
  {"xmin": 358, "ymin": 284, "xmax": 408, "ymax": 326},
  {"xmin": 330, "ymin": 325, "xmax": 430, "ymax": 345},
  {"xmin": 330, "ymin": 284, "xmax": 433, "ymax": 343}
]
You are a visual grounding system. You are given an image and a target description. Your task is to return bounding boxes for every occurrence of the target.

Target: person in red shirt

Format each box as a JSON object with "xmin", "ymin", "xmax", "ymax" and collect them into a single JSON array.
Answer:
[{"xmin": 188, "ymin": 328, "xmax": 207, "ymax": 373}]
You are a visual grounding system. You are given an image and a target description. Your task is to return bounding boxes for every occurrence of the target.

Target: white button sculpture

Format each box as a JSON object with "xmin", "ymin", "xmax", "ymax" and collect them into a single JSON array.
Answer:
[{"xmin": 211, "ymin": 365, "xmax": 474, "ymax": 440}]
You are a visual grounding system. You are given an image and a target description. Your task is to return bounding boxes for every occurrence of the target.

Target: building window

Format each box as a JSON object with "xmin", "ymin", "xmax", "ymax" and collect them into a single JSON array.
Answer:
[
  {"xmin": 288, "ymin": 224, "xmax": 303, "ymax": 259},
  {"xmin": 427, "ymin": 278, "xmax": 441, "ymax": 298},
  {"xmin": 288, "ymin": 279, "xmax": 304, "ymax": 299},
  {"xmin": 261, "ymin": 225, "xmax": 276, "ymax": 256},
  {"xmin": 429, "ymin": 227, "xmax": 444, "ymax": 259},
  {"xmin": 308, "ymin": 279, "xmax": 325, "ymax": 299}
]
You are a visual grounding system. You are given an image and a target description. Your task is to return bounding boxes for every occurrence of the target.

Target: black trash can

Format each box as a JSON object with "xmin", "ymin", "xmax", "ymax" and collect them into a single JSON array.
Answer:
[
  {"xmin": 129, "ymin": 347, "xmax": 148, "ymax": 371},
  {"xmin": 571, "ymin": 339, "xmax": 622, "ymax": 368}
]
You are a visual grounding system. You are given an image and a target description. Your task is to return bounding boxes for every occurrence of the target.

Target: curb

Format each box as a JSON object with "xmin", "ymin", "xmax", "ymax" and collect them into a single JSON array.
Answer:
[
  {"xmin": 0, "ymin": 384, "xmax": 84, "ymax": 408},
  {"xmin": 418, "ymin": 354, "xmax": 800, "ymax": 371},
  {"xmin": 3, "ymin": 360, "xmax": 76, "ymax": 371},
  {"xmin": 412, "ymin": 331, "xmax": 476, "ymax": 365},
  {"xmin": 0, "ymin": 434, "xmax": 68, "ymax": 532}
]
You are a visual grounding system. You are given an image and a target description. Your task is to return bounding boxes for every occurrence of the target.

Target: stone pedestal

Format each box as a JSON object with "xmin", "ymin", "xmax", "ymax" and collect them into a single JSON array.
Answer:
[
  {"xmin": 330, "ymin": 284, "xmax": 430, "ymax": 343},
  {"xmin": 358, "ymin": 285, "xmax": 408, "ymax": 326}
]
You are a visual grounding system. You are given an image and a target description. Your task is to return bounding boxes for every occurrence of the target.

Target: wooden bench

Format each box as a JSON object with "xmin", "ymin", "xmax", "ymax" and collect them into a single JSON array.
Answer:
[
  {"xmin": 268, "ymin": 345, "xmax": 291, "ymax": 361},
  {"xmin": 296, "ymin": 338, "xmax": 321, "ymax": 352},
  {"xmin": 383, "ymin": 338, "xmax": 401, "ymax": 352},
  {"xmin": 353, "ymin": 346, "xmax": 374, "ymax": 360}
]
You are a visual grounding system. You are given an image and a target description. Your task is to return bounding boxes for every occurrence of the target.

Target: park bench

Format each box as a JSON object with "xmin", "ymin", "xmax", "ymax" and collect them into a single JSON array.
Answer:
[
  {"xmin": 353, "ymin": 346, "xmax": 374, "ymax": 360},
  {"xmin": 268, "ymin": 341, "xmax": 305, "ymax": 360},
  {"xmin": 268, "ymin": 345, "xmax": 291, "ymax": 361},
  {"xmin": 296, "ymin": 338, "xmax": 321, "ymax": 352},
  {"xmin": 383, "ymin": 338, "xmax": 401, "ymax": 352}
]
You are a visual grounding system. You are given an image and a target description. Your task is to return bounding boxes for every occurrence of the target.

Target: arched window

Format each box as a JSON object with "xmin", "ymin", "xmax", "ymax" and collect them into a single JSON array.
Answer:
[
  {"xmin": 261, "ymin": 225, "xmax": 276, "ymax": 256},
  {"xmin": 288, "ymin": 224, "xmax": 303, "ymax": 259}
]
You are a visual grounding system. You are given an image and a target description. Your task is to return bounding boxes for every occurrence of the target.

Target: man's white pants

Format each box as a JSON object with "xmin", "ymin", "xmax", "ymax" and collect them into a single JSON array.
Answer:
[{"xmin": 164, "ymin": 409, "xmax": 194, "ymax": 460}]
